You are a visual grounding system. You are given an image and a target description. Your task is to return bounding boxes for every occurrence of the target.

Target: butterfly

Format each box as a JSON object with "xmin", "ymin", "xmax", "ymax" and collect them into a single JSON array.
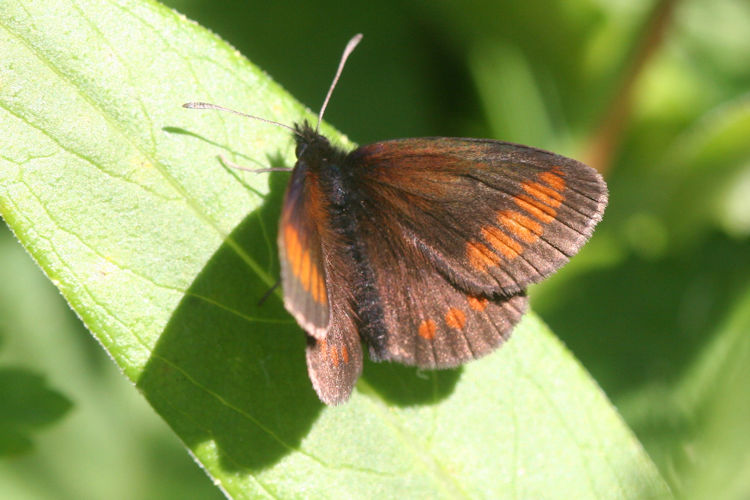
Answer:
[{"xmin": 185, "ymin": 34, "xmax": 608, "ymax": 405}]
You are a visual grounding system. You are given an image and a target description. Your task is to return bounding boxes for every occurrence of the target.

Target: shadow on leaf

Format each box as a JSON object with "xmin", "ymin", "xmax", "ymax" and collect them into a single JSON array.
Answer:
[
  {"xmin": 163, "ymin": 126, "xmax": 258, "ymax": 163},
  {"xmin": 137, "ymin": 169, "xmax": 326, "ymax": 471},
  {"xmin": 138, "ymin": 153, "xmax": 468, "ymax": 470},
  {"xmin": 361, "ymin": 359, "xmax": 461, "ymax": 406}
]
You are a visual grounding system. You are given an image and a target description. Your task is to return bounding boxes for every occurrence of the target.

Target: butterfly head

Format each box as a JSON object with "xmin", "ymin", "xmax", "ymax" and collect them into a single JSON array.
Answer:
[
  {"xmin": 292, "ymin": 121, "xmax": 348, "ymax": 173},
  {"xmin": 294, "ymin": 121, "xmax": 327, "ymax": 156}
]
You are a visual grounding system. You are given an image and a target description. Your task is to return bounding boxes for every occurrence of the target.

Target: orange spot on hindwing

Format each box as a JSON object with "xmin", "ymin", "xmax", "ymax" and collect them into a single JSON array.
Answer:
[
  {"xmin": 445, "ymin": 308, "xmax": 467, "ymax": 330},
  {"xmin": 467, "ymin": 295, "xmax": 489, "ymax": 311},
  {"xmin": 419, "ymin": 319, "xmax": 437, "ymax": 340},
  {"xmin": 341, "ymin": 345, "xmax": 349, "ymax": 364},
  {"xmin": 330, "ymin": 345, "xmax": 339, "ymax": 366},
  {"xmin": 319, "ymin": 338, "xmax": 328, "ymax": 357}
]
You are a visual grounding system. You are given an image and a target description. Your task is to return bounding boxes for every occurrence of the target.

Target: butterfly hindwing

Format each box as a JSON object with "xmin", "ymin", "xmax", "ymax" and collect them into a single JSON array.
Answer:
[
  {"xmin": 303, "ymin": 218, "xmax": 365, "ymax": 404},
  {"xmin": 300, "ymin": 210, "xmax": 365, "ymax": 404},
  {"xmin": 304, "ymin": 308, "xmax": 364, "ymax": 405},
  {"xmin": 347, "ymin": 138, "xmax": 608, "ymax": 297},
  {"xmin": 359, "ymin": 224, "xmax": 529, "ymax": 366}
]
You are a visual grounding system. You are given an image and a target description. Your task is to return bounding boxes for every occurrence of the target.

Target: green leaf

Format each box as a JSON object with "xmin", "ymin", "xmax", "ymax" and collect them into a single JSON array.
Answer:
[
  {"xmin": 677, "ymin": 285, "xmax": 750, "ymax": 500},
  {"xmin": 0, "ymin": 0, "xmax": 669, "ymax": 498}
]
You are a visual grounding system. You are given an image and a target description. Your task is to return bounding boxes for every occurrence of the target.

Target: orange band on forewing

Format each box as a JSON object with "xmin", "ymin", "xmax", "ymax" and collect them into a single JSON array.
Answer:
[
  {"xmin": 513, "ymin": 194, "xmax": 556, "ymax": 223},
  {"xmin": 522, "ymin": 181, "xmax": 564, "ymax": 208},
  {"xmin": 498, "ymin": 210, "xmax": 543, "ymax": 244},
  {"xmin": 539, "ymin": 170, "xmax": 566, "ymax": 191},
  {"xmin": 283, "ymin": 223, "xmax": 327, "ymax": 305},
  {"xmin": 284, "ymin": 225, "xmax": 302, "ymax": 276},
  {"xmin": 300, "ymin": 250, "xmax": 311, "ymax": 291},
  {"xmin": 482, "ymin": 226, "xmax": 522, "ymax": 259},
  {"xmin": 318, "ymin": 274, "xmax": 328, "ymax": 305},
  {"xmin": 310, "ymin": 265, "xmax": 319, "ymax": 302},
  {"xmin": 466, "ymin": 241, "xmax": 503, "ymax": 271}
]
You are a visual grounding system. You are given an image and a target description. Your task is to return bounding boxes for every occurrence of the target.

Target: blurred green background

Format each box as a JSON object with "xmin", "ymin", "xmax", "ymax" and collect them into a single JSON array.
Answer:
[{"xmin": 2, "ymin": 0, "xmax": 750, "ymax": 498}]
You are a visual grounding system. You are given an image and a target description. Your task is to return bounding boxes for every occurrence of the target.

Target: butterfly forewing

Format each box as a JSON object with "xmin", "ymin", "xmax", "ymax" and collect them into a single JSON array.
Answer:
[
  {"xmin": 347, "ymin": 138, "xmax": 608, "ymax": 298},
  {"xmin": 278, "ymin": 165, "xmax": 330, "ymax": 339}
]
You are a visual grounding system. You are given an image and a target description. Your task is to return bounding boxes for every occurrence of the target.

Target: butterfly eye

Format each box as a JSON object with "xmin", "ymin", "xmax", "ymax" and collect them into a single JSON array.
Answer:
[{"xmin": 296, "ymin": 142, "xmax": 308, "ymax": 159}]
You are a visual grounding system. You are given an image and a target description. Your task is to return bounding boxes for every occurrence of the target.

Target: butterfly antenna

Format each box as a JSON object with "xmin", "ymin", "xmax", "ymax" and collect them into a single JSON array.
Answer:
[
  {"xmin": 316, "ymin": 33, "xmax": 363, "ymax": 133},
  {"xmin": 182, "ymin": 102, "xmax": 300, "ymax": 136}
]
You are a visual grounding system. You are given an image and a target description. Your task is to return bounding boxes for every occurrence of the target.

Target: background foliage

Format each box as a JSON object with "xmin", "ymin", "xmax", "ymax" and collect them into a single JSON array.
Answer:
[{"xmin": 1, "ymin": 0, "xmax": 749, "ymax": 498}]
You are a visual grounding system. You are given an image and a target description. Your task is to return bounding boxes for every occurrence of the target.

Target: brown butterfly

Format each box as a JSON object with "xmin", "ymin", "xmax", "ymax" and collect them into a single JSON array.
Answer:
[{"xmin": 186, "ymin": 34, "xmax": 608, "ymax": 405}]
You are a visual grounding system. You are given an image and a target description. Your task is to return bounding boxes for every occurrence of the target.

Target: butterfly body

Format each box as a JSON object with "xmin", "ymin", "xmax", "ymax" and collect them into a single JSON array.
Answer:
[
  {"xmin": 279, "ymin": 122, "xmax": 607, "ymax": 405},
  {"xmin": 284, "ymin": 122, "xmax": 391, "ymax": 355}
]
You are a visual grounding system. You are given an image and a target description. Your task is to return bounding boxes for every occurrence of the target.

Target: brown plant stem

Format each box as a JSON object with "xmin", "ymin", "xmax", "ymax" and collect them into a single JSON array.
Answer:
[{"xmin": 584, "ymin": 0, "xmax": 680, "ymax": 175}]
